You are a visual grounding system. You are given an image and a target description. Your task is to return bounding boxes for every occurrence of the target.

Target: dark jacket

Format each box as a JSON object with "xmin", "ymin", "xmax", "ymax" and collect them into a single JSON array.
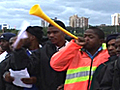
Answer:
[
  {"xmin": 90, "ymin": 55, "xmax": 119, "ymax": 90},
  {"xmin": 37, "ymin": 40, "xmax": 66, "ymax": 90},
  {"xmin": 0, "ymin": 53, "xmax": 23, "ymax": 90},
  {"xmin": 0, "ymin": 48, "xmax": 40, "ymax": 90}
]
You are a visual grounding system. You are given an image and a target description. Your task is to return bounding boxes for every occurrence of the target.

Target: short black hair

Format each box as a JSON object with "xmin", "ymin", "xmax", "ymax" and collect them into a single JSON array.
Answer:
[
  {"xmin": 48, "ymin": 20, "xmax": 66, "ymax": 29},
  {"xmin": 88, "ymin": 27, "xmax": 105, "ymax": 39}
]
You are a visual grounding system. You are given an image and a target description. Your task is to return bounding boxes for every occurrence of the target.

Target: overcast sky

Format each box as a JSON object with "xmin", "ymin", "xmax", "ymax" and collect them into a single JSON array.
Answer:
[{"xmin": 0, "ymin": 0, "xmax": 120, "ymax": 29}]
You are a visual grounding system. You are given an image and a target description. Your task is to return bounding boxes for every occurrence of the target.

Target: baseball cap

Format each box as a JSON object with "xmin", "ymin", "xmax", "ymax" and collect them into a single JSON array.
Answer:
[
  {"xmin": 106, "ymin": 33, "xmax": 120, "ymax": 47},
  {"xmin": 26, "ymin": 26, "xmax": 43, "ymax": 41},
  {"xmin": 0, "ymin": 32, "xmax": 16, "ymax": 42}
]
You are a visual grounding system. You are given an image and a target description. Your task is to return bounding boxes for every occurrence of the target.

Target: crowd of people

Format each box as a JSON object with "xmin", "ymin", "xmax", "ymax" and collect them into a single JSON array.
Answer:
[{"xmin": 0, "ymin": 19, "xmax": 120, "ymax": 90}]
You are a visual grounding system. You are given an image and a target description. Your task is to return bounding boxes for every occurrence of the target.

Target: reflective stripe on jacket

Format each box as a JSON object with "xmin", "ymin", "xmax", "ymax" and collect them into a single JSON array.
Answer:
[{"xmin": 65, "ymin": 66, "xmax": 97, "ymax": 84}]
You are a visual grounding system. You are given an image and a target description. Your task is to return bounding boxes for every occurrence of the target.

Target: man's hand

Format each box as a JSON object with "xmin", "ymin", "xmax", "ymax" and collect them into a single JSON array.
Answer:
[
  {"xmin": 57, "ymin": 84, "xmax": 64, "ymax": 90},
  {"xmin": 21, "ymin": 76, "xmax": 37, "ymax": 84},
  {"xmin": 4, "ymin": 72, "xmax": 14, "ymax": 82},
  {"xmin": 75, "ymin": 37, "xmax": 86, "ymax": 46}
]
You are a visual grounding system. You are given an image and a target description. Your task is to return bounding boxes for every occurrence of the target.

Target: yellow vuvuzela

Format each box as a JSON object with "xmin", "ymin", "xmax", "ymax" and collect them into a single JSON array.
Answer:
[{"xmin": 29, "ymin": 4, "xmax": 78, "ymax": 40}]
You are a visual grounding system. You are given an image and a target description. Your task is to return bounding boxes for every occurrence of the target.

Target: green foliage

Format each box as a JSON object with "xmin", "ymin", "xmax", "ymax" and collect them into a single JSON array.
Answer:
[
  {"xmin": 0, "ymin": 26, "xmax": 120, "ymax": 39},
  {"xmin": 42, "ymin": 27, "xmax": 48, "ymax": 36},
  {"xmin": 67, "ymin": 25, "xmax": 120, "ymax": 38},
  {"xmin": 96, "ymin": 25, "xmax": 120, "ymax": 37},
  {"xmin": 0, "ymin": 29, "xmax": 19, "ymax": 35}
]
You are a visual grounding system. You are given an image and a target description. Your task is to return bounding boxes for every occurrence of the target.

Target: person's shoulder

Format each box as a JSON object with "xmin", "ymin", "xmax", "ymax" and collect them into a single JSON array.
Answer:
[
  {"xmin": 44, "ymin": 40, "xmax": 53, "ymax": 44},
  {"xmin": 96, "ymin": 56, "xmax": 118, "ymax": 73},
  {"xmin": 0, "ymin": 56, "xmax": 10, "ymax": 70},
  {"xmin": 42, "ymin": 40, "xmax": 56, "ymax": 48},
  {"xmin": 98, "ymin": 56, "xmax": 117, "ymax": 68}
]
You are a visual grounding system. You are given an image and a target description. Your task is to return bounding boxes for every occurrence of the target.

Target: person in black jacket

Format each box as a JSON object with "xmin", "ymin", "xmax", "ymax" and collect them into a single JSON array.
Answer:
[
  {"xmin": 0, "ymin": 32, "xmax": 16, "ymax": 62},
  {"xmin": 0, "ymin": 26, "xmax": 43, "ymax": 90},
  {"xmin": 106, "ymin": 34, "xmax": 120, "ymax": 57},
  {"xmin": 37, "ymin": 20, "xmax": 69, "ymax": 90}
]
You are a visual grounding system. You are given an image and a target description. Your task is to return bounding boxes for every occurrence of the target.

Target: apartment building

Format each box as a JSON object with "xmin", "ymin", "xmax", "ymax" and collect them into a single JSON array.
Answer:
[
  {"xmin": 111, "ymin": 13, "xmax": 120, "ymax": 26},
  {"xmin": 69, "ymin": 15, "xmax": 88, "ymax": 28}
]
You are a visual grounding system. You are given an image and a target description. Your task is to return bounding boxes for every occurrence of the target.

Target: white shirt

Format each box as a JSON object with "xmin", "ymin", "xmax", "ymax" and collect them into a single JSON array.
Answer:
[
  {"xmin": 56, "ymin": 40, "xmax": 69, "ymax": 51},
  {"xmin": 0, "ymin": 51, "xmax": 8, "ymax": 63}
]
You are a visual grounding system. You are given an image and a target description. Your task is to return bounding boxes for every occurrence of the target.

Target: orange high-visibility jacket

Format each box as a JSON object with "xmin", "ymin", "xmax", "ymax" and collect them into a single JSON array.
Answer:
[{"xmin": 50, "ymin": 40, "xmax": 109, "ymax": 90}]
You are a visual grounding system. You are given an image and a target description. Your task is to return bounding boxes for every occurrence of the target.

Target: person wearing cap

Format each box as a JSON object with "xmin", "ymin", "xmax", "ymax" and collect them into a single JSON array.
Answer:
[
  {"xmin": 0, "ymin": 32, "xmax": 16, "ymax": 63},
  {"xmin": 0, "ymin": 26, "xmax": 43, "ymax": 90},
  {"xmin": 106, "ymin": 34, "xmax": 120, "ymax": 56}
]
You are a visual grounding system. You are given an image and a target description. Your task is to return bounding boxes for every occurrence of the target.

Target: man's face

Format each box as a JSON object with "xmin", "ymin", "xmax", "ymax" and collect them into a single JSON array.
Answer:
[
  {"xmin": 83, "ymin": 29, "xmax": 102, "ymax": 51},
  {"xmin": 115, "ymin": 38, "xmax": 120, "ymax": 56},
  {"xmin": 47, "ymin": 27, "xmax": 65, "ymax": 46},
  {"xmin": 107, "ymin": 39, "xmax": 116, "ymax": 56},
  {"xmin": 0, "ymin": 39, "xmax": 9, "ymax": 51},
  {"xmin": 21, "ymin": 31, "xmax": 31, "ymax": 48},
  {"xmin": 0, "ymin": 46, "xmax": 4, "ymax": 54},
  {"xmin": 9, "ymin": 37, "xmax": 17, "ymax": 51}
]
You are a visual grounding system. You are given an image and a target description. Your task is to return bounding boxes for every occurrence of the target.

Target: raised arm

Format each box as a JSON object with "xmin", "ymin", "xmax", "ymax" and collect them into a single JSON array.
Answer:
[{"xmin": 50, "ymin": 38, "xmax": 85, "ymax": 71}]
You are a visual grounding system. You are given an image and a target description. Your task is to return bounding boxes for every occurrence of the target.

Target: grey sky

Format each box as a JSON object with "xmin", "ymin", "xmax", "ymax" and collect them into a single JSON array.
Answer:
[{"xmin": 0, "ymin": 0, "xmax": 120, "ymax": 29}]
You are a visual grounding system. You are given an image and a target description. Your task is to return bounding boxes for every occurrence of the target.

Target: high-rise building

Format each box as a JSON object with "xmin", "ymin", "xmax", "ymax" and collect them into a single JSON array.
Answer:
[
  {"xmin": 69, "ymin": 15, "xmax": 88, "ymax": 28},
  {"xmin": 80, "ymin": 17, "xmax": 88, "ymax": 28},
  {"xmin": 69, "ymin": 15, "xmax": 80, "ymax": 27},
  {"xmin": 111, "ymin": 13, "xmax": 120, "ymax": 26}
]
